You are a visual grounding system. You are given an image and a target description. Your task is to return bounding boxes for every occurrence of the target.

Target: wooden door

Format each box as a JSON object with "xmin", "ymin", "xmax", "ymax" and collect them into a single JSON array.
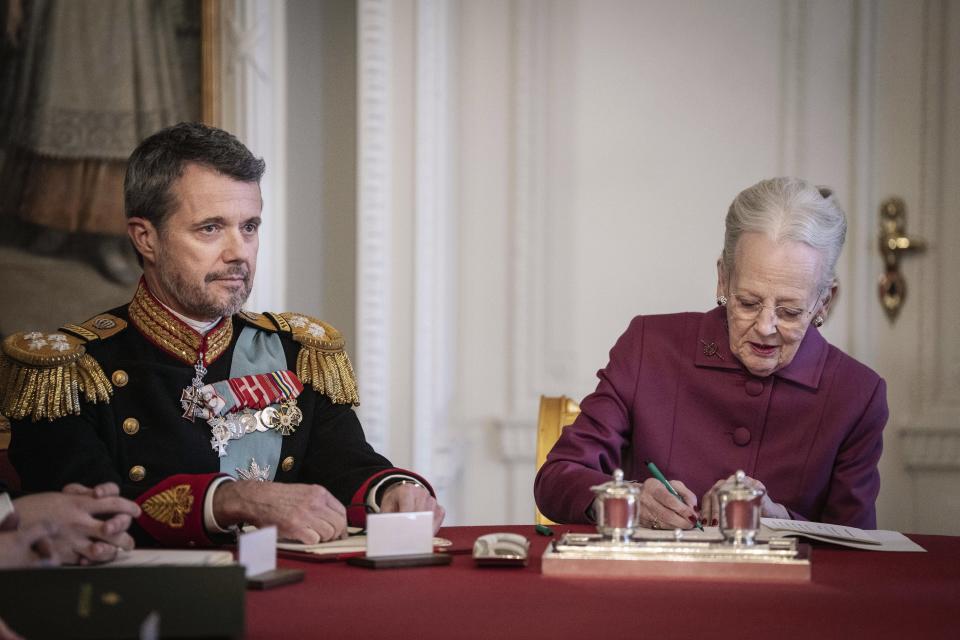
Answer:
[{"xmin": 860, "ymin": 0, "xmax": 960, "ymax": 534}]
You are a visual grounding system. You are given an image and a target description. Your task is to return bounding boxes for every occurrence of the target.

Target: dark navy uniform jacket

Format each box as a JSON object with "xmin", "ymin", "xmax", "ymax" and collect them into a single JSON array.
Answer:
[{"xmin": 7, "ymin": 282, "xmax": 427, "ymax": 546}]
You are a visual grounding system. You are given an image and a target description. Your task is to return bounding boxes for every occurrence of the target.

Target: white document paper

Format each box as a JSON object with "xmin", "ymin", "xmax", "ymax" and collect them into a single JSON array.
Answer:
[
  {"xmin": 761, "ymin": 518, "xmax": 880, "ymax": 543},
  {"xmin": 365, "ymin": 511, "xmax": 434, "ymax": 558},
  {"xmin": 759, "ymin": 518, "xmax": 926, "ymax": 552},
  {"xmin": 238, "ymin": 525, "xmax": 278, "ymax": 576},
  {"xmin": 106, "ymin": 549, "xmax": 235, "ymax": 567},
  {"xmin": 277, "ymin": 534, "xmax": 451, "ymax": 557},
  {"xmin": 277, "ymin": 536, "xmax": 367, "ymax": 555}
]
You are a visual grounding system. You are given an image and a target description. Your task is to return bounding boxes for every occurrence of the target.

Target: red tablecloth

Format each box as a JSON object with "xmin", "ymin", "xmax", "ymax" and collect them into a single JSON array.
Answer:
[{"xmin": 246, "ymin": 525, "xmax": 958, "ymax": 640}]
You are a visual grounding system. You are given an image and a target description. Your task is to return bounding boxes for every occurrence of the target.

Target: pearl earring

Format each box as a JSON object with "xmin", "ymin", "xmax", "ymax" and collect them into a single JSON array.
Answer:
[{"xmin": 716, "ymin": 296, "xmax": 728, "ymax": 306}]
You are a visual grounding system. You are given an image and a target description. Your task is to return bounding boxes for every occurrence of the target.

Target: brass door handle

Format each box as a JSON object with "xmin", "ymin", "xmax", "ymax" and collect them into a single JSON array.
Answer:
[{"xmin": 878, "ymin": 197, "xmax": 927, "ymax": 322}]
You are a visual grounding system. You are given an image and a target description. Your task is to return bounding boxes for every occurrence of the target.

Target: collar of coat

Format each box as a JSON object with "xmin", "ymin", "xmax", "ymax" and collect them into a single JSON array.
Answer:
[
  {"xmin": 694, "ymin": 305, "xmax": 828, "ymax": 390},
  {"xmin": 127, "ymin": 279, "xmax": 234, "ymax": 367}
]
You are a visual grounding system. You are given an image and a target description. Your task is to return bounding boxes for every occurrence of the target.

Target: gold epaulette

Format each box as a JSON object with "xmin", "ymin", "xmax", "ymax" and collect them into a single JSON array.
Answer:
[
  {"xmin": 239, "ymin": 310, "xmax": 280, "ymax": 333},
  {"xmin": 61, "ymin": 313, "xmax": 128, "ymax": 342},
  {"xmin": 0, "ymin": 314, "xmax": 123, "ymax": 421},
  {"xmin": 267, "ymin": 312, "xmax": 359, "ymax": 406}
]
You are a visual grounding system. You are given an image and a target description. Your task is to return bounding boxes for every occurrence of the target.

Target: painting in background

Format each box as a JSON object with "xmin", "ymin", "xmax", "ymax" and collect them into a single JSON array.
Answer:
[{"xmin": 0, "ymin": 0, "xmax": 201, "ymax": 336}]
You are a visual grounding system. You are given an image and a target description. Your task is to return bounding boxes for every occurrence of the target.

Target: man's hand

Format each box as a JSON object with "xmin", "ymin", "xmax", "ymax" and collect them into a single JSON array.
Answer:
[
  {"xmin": 380, "ymin": 483, "xmax": 445, "ymax": 534},
  {"xmin": 0, "ymin": 512, "xmax": 58, "ymax": 569},
  {"xmin": 12, "ymin": 483, "xmax": 140, "ymax": 565},
  {"xmin": 213, "ymin": 481, "xmax": 348, "ymax": 544}
]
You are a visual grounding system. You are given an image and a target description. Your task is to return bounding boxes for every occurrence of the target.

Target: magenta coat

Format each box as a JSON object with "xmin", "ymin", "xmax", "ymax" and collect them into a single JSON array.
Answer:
[{"xmin": 534, "ymin": 307, "xmax": 887, "ymax": 529}]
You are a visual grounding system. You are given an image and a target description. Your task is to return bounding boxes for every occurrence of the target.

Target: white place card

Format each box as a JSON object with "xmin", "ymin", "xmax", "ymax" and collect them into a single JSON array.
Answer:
[
  {"xmin": 365, "ymin": 512, "xmax": 433, "ymax": 558},
  {"xmin": 238, "ymin": 525, "xmax": 277, "ymax": 577}
]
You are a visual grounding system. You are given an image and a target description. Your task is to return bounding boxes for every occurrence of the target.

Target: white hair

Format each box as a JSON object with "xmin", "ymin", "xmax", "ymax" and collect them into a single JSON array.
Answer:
[{"xmin": 721, "ymin": 177, "xmax": 847, "ymax": 287}]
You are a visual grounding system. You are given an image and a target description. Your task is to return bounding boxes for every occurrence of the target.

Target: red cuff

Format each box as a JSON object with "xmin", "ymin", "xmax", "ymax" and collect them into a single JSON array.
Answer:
[
  {"xmin": 346, "ymin": 468, "xmax": 434, "ymax": 528},
  {"xmin": 135, "ymin": 473, "xmax": 226, "ymax": 547}
]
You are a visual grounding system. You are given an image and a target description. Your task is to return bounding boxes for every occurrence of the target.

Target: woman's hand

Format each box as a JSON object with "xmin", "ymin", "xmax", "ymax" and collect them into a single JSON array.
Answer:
[
  {"xmin": 699, "ymin": 475, "xmax": 789, "ymax": 526},
  {"xmin": 637, "ymin": 478, "xmax": 699, "ymax": 530}
]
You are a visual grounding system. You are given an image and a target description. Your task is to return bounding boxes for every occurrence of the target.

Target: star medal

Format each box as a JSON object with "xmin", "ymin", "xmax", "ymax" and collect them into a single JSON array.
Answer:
[
  {"xmin": 180, "ymin": 356, "xmax": 209, "ymax": 421},
  {"xmin": 237, "ymin": 458, "xmax": 271, "ymax": 482}
]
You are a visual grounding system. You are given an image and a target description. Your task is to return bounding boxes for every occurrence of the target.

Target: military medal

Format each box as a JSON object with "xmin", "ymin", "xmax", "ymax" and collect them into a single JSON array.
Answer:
[
  {"xmin": 180, "ymin": 356, "xmax": 209, "ymax": 421},
  {"xmin": 209, "ymin": 417, "xmax": 230, "ymax": 457},
  {"xmin": 262, "ymin": 399, "xmax": 304, "ymax": 436},
  {"xmin": 240, "ymin": 411, "xmax": 259, "ymax": 434},
  {"xmin": 198, "ymin": 370, "xmax": 305, "ymax": 456}
]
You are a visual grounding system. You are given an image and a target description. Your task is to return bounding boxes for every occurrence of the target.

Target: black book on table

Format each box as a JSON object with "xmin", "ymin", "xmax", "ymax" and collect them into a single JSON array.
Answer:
[{"xmin": 0, "ymin": 565, "xmax": 245, "ymax": 639}]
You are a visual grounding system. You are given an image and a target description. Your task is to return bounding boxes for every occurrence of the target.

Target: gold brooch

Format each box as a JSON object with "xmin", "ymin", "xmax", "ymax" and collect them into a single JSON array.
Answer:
[{"xmin": 700, "ymin": 340, "xmax": 725, "ymax": 360}]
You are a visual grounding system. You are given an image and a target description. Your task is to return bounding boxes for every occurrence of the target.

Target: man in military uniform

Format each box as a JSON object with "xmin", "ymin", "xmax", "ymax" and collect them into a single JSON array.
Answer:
[{"xmin": 2, "ymin": 122, "xmax": 444, "ymax": 547}]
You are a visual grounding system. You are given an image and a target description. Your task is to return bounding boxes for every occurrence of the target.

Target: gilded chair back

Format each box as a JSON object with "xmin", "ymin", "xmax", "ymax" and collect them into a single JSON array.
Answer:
[{"xmin": 535, "ymin": 395, "xmax": 581, "ymax": 525}]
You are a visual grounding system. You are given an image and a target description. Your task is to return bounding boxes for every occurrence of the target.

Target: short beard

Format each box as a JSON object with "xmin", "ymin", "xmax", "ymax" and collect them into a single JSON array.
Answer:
[{"xmin": 156, "ymin": 254, "xmax": 252, "ymax": 320}]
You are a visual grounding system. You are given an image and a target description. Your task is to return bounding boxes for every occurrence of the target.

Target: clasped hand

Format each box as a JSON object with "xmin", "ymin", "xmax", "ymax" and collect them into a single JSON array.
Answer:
[{"xmin": 1, "ymin": 482, "xmax": 140, "ymax": 568}]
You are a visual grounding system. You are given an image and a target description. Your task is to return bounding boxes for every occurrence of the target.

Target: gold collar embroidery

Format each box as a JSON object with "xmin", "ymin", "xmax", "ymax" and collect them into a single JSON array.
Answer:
[{"xmin": 128, "ymin": 280, "xmax": 233, "ymax": 366}]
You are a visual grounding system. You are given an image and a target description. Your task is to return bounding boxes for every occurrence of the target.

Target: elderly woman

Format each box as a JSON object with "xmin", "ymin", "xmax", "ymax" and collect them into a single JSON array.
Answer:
[{"xmin": 534, "ymin": 177, "xmax": 887, "ymax": 530}]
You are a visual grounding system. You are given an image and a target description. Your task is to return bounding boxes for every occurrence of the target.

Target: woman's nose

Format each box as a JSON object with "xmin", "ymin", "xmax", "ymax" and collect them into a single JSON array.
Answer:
[{"xmin": 754, "ymin": 306, "xmax": 779, "ymax": 335}]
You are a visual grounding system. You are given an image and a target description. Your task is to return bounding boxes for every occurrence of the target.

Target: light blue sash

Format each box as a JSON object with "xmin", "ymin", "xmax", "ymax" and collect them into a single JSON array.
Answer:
[{"xmin": 218, "ymin": 326, "xmax": 287, "ymax": 480}]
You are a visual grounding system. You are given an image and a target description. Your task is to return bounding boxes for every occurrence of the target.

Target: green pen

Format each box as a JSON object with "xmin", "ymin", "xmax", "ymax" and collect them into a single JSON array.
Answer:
[{"xmin": 645, "ymin": 460, "xmax": 704, "ymax": 531}]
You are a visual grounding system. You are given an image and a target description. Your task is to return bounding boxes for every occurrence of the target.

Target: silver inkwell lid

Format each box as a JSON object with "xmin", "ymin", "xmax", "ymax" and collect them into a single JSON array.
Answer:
[
  {"xmin": 718, "ymin": 470, "xmax": 764, "ymax": 545},
  {"xmin": 590, "ymin": 469, "xmax": 641, "ymax": 543}
]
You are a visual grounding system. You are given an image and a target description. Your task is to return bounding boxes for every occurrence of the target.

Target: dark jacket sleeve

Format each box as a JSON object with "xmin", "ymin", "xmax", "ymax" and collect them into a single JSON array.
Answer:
[
  {"xmin": 293, "ymin": 394, "xmax": 432, "ymax": 527},
  {"xmin": 817, "ymin": 377, "xmax": 887, "ymax": 528},
  {"xmin": 10, "ymin": 407, "xmax": 224, "ymax": 547}
]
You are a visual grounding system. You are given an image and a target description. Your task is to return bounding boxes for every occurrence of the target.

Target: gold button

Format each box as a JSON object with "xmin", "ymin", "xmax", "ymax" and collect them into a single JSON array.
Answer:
[
  {"xmin": 122, "ymin": 417, "xmax": 140, "ymax": 435},
  {"xmin": 128, "ymin": 465, "xmax": 146, "ymax": 482},
  {"xmin": 281, "ymin": 456, "xmax": 295, "ymax": 472},
  {"xmin": 112, "ymin": 370, "xmax": 129, "ymax": 387}
]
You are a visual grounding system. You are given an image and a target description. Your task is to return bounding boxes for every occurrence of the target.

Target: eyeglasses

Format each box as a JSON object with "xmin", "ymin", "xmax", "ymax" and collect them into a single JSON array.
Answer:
[{"xmin": 727, "ymin": 287, "xmax": 825, "ymax": 331}]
